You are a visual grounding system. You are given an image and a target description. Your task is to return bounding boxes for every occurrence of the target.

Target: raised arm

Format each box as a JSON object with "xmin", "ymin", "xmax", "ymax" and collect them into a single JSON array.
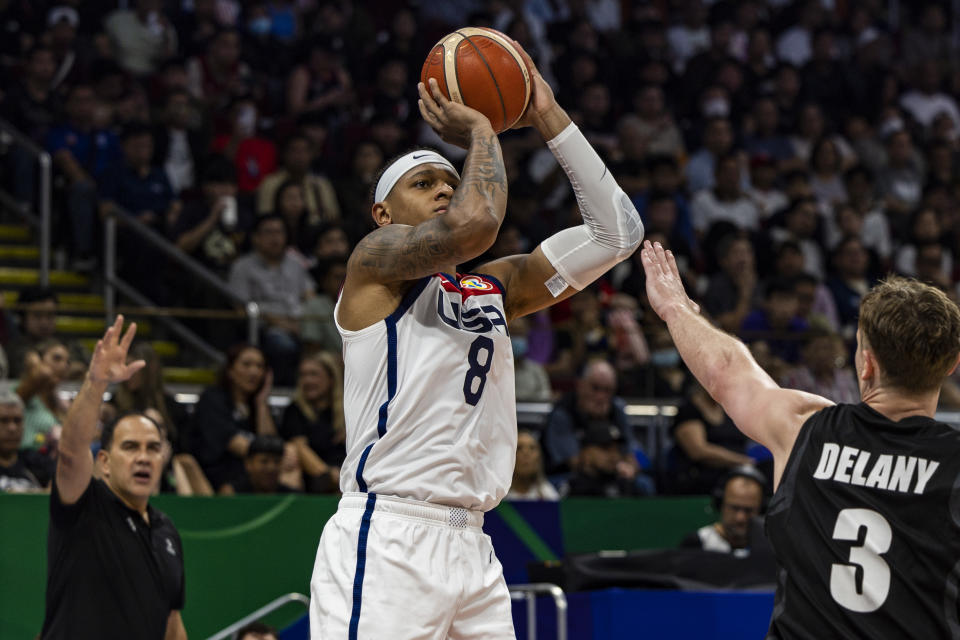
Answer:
[
  {"xmin": 641, "ymin": 241, "xmax": 832, "ymax": 486},
  {"xmin": 57, "ymin": 316, "xmax": 145, "ymax": 505},
  {"xmin": 479, "ymin": 43, "xmax": 643, "ymax": 320},
  {"xmin": 347, "ymin": 80, "xmax": 507, "ymax": 286}
]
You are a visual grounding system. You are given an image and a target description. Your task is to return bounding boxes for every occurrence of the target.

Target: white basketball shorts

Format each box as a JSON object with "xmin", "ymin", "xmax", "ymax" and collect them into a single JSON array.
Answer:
[{"xmin": 309, "ymin": 492, "xmax": 516, "ymax": 640}]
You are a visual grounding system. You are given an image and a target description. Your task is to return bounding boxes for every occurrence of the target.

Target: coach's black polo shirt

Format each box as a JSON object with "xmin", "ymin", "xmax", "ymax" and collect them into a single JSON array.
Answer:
[{"xmin": 41, "ymin": 478, "xmax": 185, "ymax": 640}]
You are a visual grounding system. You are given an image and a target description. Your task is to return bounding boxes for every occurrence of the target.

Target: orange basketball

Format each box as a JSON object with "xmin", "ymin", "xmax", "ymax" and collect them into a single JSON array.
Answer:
[{"xmin": 420, "ymin": 27, "xmax": 531, "ymax": 134}]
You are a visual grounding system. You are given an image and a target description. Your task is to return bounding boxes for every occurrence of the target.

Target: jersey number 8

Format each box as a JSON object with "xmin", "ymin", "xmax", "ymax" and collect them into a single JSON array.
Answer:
[
  {"xmin": 829, "ymin": 508, "xmax": 892, "ymax": 613},
  {"xmin": 463, "ymin": 336, "xmax": 494, "ymax": 406}
]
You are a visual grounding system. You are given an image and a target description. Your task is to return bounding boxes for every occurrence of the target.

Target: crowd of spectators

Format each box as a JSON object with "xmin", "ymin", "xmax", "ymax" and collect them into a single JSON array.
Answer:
[{"xmin": 4, "ymin": 0, "xmax": 960, "ymax": 498}]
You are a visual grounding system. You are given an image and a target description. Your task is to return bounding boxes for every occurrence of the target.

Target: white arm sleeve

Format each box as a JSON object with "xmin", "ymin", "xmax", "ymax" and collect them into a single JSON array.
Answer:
[{"xmin": 539, "ymin": 123, "xmax": 644, "ymax": 294}]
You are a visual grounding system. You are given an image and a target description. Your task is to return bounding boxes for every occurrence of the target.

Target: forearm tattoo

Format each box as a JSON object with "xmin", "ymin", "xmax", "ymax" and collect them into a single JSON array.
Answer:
[
  {"xmin": 356, "ymin": 223, "xmax": 455, "ymax": 279},
  {"xmin": 450, "ymin": 129, "xmax": 508, "ymax": 216}
]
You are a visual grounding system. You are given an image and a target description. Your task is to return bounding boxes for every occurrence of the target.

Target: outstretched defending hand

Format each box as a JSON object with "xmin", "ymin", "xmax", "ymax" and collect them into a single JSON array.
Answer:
[
  {"xmin": 88, "ymin": 315, "xmax": 146, "ymax": 384},
  {"xmin": 418, "ymin": 78, "xmax": 492, "ymax": 148},
  {"xmin": 641, "ymin": 241, "xmax": 700, "ymax": 321}
]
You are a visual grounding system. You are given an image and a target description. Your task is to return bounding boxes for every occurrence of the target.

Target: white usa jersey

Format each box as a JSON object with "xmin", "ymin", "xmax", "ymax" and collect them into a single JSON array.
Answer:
[{"xmin": 334, "ymin": 272, "xmax": 517, "ymax": 512}]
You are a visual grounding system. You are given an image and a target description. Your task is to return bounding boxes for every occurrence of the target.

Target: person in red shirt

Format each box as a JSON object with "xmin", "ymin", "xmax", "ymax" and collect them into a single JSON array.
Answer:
[{"xmin": 211, "ymin": 95, "xmax": 276, "ymax": 193}]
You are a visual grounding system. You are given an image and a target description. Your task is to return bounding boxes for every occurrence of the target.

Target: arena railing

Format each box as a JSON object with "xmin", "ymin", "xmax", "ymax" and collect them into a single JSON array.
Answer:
[
  {"xmin": 0, "ymin": 117, "xmax": 51, "ymax": 285},
  {"xmin": 510, "ymin": 583, "xmax": 568, "ymax": 640},
  {"xmin": 205, "ymin": 592, "xmax": 309, "ymax": 640},
  {"xmin": 103, "ymin": 207, "xmax": 261, "ymax": 365}
]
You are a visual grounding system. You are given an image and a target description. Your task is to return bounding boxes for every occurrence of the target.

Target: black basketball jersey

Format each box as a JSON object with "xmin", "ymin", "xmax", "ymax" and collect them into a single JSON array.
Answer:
[{"xmin": 765, "ymin": 402, "xmax": 960, "ymax": 639}]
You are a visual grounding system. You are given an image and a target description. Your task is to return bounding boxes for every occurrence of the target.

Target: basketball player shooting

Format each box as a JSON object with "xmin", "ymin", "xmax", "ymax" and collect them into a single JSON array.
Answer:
[
  {"xmin": 641, "ymin": 241, "xmax": 960, "ymax": 638},
  {"xmin": 308, "ymin": 39, "xmax": 643, "ymax": 639}
]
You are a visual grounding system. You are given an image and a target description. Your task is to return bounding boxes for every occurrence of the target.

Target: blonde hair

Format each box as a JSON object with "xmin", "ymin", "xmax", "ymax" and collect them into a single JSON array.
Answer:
[
  {"xmin": 292, "ymin": 350, "xmax": 345, "ymax": 437},
  {"xmin": 859, "ymin": 276, "xmax": 960, "ymax": 392}
]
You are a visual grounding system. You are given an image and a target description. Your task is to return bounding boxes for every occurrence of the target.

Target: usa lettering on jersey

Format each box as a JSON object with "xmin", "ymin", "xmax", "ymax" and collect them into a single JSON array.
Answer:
[
  {"xmin": 436, "ymin": 275, "xmax": 508, "ymax": 335},
  {"xmin": 812, "ymin": 442, "xmax": 940, "ymax": 494}
]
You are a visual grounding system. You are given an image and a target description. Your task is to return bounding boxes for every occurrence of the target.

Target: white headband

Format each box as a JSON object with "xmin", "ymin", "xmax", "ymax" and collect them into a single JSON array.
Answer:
[{"xmin": 374, "ymin": 150, "xmax": 459, "ymax": 204}]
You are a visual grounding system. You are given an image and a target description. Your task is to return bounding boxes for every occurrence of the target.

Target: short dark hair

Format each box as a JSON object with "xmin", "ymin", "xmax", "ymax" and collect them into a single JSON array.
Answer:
[
  {"xmin": 281, "ymin": 131, "xmax": 312, "ymax": 155},
  {"xmin": 234, "ymin": 621, "xmax": 278, "ymax": 640},
  {"xmin": 17, "ymin": 286, "xmax": 57, "ymax": 306},
  {"xmin": 252, "ymin": 213, "xmax": 286, "ymax": 233},
  {"xmin": 793, "ymin": 272, "xmax": 819, "ymax": 288},
  {"xmin": 201, "ymin": 154, "xmax": 236, "ymax": 184},
  {"xmin": 764, "ymin": 276, "xmax": 797, "ymax": 299},
  {"xmin": 119, "ymin": 121, "xmax": 153, "ymax": 142},
  {"xmin": 247, "ymin": 435, "xmax": 284, "ymax": 458},
  {"xmin": 843, "ymin": 164, "xmax": 872, "ymax": 184},
  {"xmin": 645, "ymin": 154, "xmax": 678, "ymax": 173},
  {"xmin": 100, "ymin": 412, "xmax": 164, "ymax": 451}
]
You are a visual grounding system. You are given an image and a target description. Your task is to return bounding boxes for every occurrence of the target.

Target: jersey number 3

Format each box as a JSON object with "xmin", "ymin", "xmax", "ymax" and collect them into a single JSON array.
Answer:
[
  {"xmin": 463, "ymin": 336, "xmax": 494, "ymax": 406},
  {"xmin": 829, "ymin": 508, "xmax": 892, "ymax": 613}
]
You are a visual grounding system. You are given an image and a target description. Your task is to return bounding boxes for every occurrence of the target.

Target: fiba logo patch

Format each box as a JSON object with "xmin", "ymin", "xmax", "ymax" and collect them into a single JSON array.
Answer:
[{"xmin": 460, "ymin": 276, "xmax": 492, "ymax": 291}]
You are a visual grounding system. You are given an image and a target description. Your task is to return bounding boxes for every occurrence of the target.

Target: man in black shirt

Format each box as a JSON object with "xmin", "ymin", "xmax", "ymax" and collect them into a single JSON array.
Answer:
[
  {"xmin": 679, "ymin": 466, "xmax": 770, "ymax": 558},
  {"xmin": 41, "ymin": 316, "xmax": 188, "ymax": 639},
  {"xmin": 642, "ymin": 241, "xmax": 960, "ymax": 638}
]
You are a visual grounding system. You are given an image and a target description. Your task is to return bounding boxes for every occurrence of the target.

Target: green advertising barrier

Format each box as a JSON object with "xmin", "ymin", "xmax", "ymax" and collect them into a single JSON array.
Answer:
[{"xmin": 0, "ymin": 494, "xmax": 713, "ymax": 638}]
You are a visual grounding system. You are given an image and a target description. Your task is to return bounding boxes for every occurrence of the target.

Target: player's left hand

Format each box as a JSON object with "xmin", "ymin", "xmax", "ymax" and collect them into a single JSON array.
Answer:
[
  {"xmin": 508, "ymin": 39, "xmax": 557, "ymax": 130},
  {"xmin": 641, "ymin": 241, "xmax": 700, "ymax": 321}
]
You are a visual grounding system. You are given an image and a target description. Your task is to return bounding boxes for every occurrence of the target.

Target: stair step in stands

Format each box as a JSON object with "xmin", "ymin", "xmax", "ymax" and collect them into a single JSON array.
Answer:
[
  {"xmin": 0, "ymin": 267, "xmax": 88, "ymax": 288},
  {"xmin": 55, "ymin": 315, "xmax": 152, "ymax": 336},
  {"xmin": 0, "ymin": 224, "xmax": 32, "ymax": 242},
  {"xmin": 161, "ymin": 367, "xmax": 217, "ymax": 385},
  {"xmin": 3, "ymin": 291, "xmax": 105, "ymax": 312},
  {"xmin": 78, "ymin": 338, "xmax": 179, "ymax": 360},
  {"xmin": 0, "ymin": 245, "xmax": 39, "ymax": 261}
]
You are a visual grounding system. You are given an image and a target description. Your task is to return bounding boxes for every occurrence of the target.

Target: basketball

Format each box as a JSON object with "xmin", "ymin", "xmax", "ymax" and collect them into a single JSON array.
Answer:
[{"xmin": 420, "ymin": 27, "xmax": 531, "ymax": 134}]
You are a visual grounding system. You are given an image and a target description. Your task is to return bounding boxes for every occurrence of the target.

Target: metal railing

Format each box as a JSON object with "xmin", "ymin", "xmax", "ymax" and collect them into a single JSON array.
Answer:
[
  {"xmin": 0, "ymin": 116, "xmax": 51, "ymax": 285},
  {"xmin": 510, "ymin": 583, "xmax": 568, "ymax": 640},
  {"xmin": 103, "ymin": 209, "xmax": 261, "ymax": 365},
  {"xmin": 205, "ymin": 592, "xmax": 309, "ymax": 640}
]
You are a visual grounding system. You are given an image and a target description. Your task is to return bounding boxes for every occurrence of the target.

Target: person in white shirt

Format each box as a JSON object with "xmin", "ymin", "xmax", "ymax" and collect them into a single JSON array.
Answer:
[
  {"xmin": 775, "ymin": 0, "xmax": 825, "ymax": 67},
  {"xmin": 666, "ymin": 0, "xmax": 710, "ymax": 73},
  {"xmin": 900, "ymin": 59, "xmax": 960, "ymax": 132},
  {"xmin": 746, "ymin": 154, "xmax": 788, "ymax": 220},
  {"xmin": 692, "ymin": 154, "xmax": 760, "ymax": 233}
]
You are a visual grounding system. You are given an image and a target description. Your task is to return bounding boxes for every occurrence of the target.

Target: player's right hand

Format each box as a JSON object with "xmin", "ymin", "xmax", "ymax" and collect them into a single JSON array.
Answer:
[
  {"xmin": 88, "ymin": 315, "xmax": 145, "ymax": 385},
  {"xmin": 418, "ymin": 78, "xmax": 492, "ymax": 148}
]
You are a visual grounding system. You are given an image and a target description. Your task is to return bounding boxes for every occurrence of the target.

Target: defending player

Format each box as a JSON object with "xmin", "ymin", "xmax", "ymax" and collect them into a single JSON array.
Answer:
[
  {"xmin": 641, "ymin": 240, "xmax": 960, "ymax": 638},
  {"xmin": 309, "ymin": 43, "xmax": 643, "ymax": 638}
]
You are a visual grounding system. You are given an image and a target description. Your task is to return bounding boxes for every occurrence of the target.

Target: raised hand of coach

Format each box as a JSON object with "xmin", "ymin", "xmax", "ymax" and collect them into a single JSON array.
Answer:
[
  {"xmin": 418, "ymin": 77, "xmax": 492, "ymax": 148},
  {"xmin": 87, "ymin": 314, "xmax": 145, "ymax": 385}
]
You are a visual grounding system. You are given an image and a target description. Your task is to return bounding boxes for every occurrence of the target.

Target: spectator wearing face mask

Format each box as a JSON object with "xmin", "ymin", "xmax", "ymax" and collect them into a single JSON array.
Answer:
[
  {"xmin": 509, "ymin": 317, "xmax": 551, "ymax": 402},
  {"xmin": 211, "ymin": 95, "xmax": 276, "ymax": 193}
]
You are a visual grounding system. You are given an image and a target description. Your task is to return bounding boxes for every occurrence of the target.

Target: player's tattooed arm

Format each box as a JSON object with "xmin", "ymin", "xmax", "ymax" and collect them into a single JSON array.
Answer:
[
  {"xmin": 352, "ymin": 132, "xmax": 508, "ymax": 283},
  {"xmin": 351, "ymin": 221, "xmax": 460, "ymax": 282},
  {"xmin": 450, "ymin": 127, "xmax": 508, "ymax": 213}
]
